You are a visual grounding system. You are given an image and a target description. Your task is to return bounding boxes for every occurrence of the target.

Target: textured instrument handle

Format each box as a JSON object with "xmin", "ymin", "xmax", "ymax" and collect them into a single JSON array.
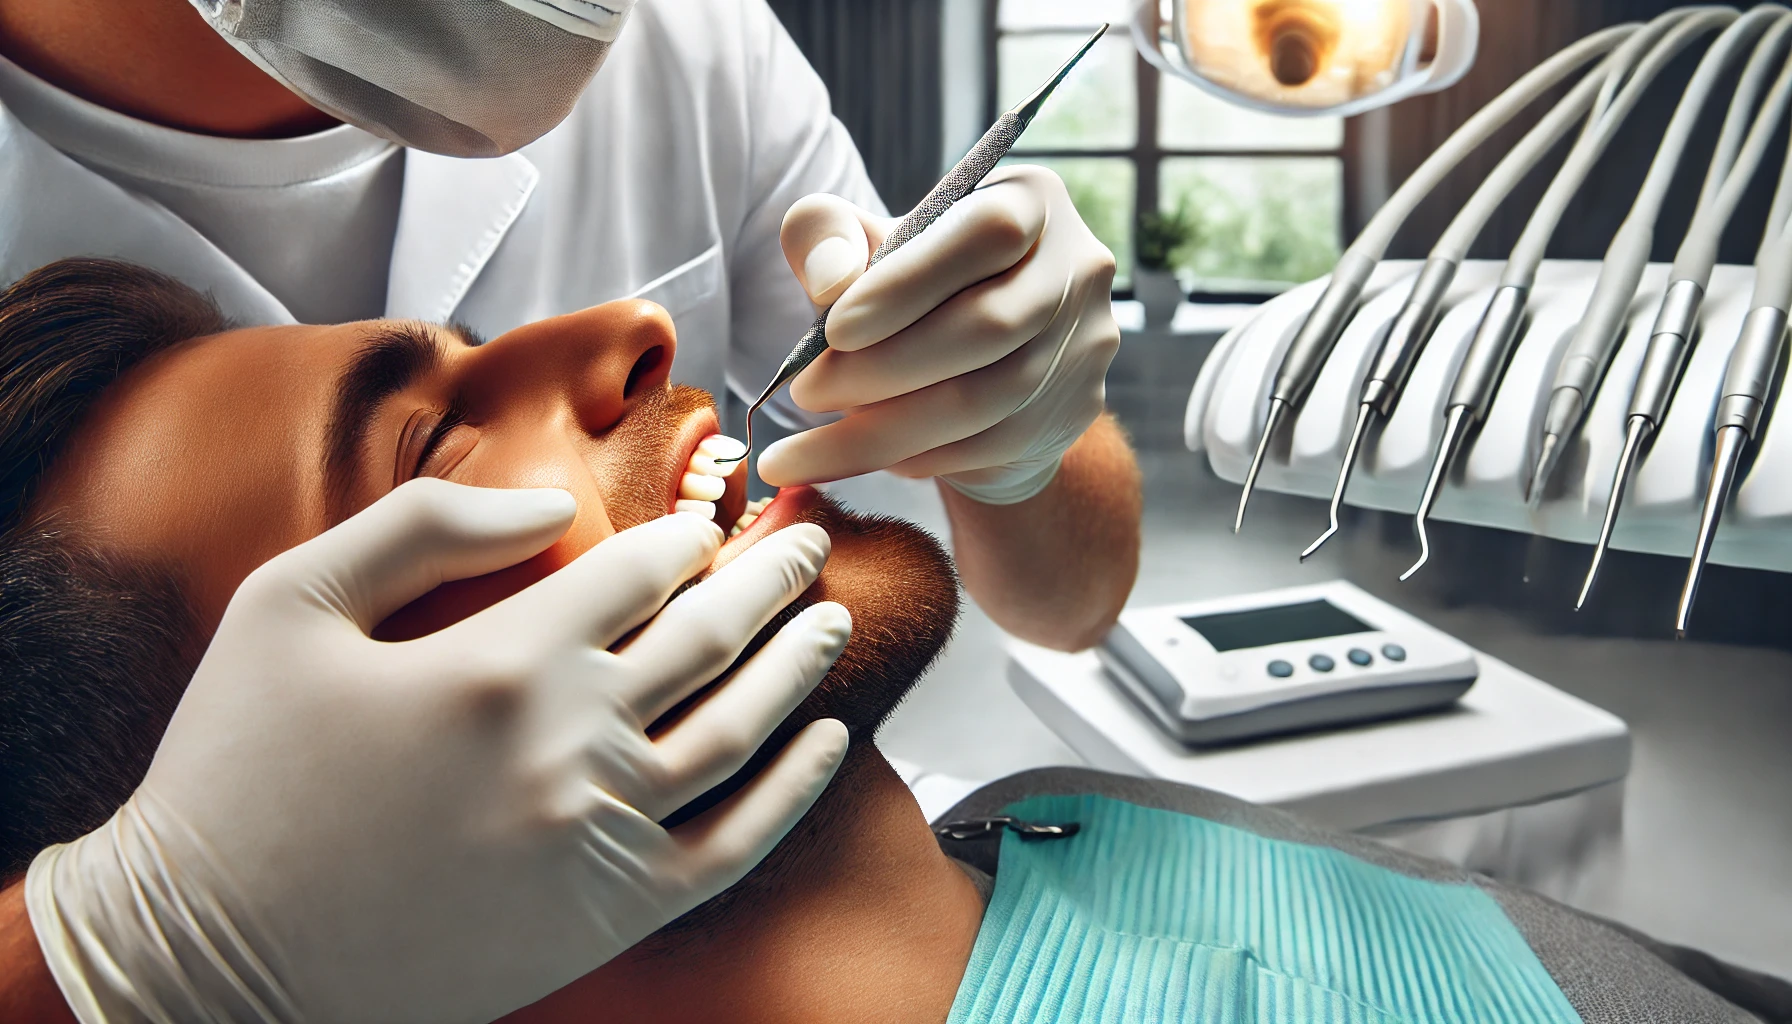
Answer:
[
  {"xmin": 787, "ymin": 111, "xmax": 1028, "ymax": 371},
  {"xmin": 871, "ymin": 111, "xmax": 1026, "ymax": 263},
  {"xmin": 736, "ymin": 109, "xmax": 1035, "ymax": 456}
]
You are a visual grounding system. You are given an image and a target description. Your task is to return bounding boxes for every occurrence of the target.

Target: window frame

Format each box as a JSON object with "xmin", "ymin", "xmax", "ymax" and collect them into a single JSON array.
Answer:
[{"xmin": 984, "ymin": 3, "xmax": 1349, "ymax": 300}]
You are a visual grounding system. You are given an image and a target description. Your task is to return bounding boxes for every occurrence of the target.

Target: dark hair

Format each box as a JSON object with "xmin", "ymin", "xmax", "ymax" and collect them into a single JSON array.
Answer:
[{"xmin": 0, "ymin": 258, "xmax": 228, "ymax": 881}]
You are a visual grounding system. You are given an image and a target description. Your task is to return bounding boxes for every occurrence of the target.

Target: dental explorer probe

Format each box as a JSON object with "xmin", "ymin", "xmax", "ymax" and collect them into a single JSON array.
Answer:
[
  {"xmin": 1397, "ymin": 8, "xmax": 1731, "ymax": 581},
  {"xmin": 715, "ymin": 24, "xmax": 1107, "ymax": 468},
  {"xmin": 1300, "ymin": 40, "xmax": 1636, "ymax": 561},
  {"xmin": 1578, "ymin": 13, "xmax": 1792, "ymax": 609},
  {"xmin": 1528, "ymin": 7, "xmax": 1781, "ymax": 503},
  {"xmin": 1231, "ymin": 24, "xmax": 1642, "ymax": 532},
  {"xmin": 1677, "ymin": 218, "xmax": 1792, "ymax": 635}
]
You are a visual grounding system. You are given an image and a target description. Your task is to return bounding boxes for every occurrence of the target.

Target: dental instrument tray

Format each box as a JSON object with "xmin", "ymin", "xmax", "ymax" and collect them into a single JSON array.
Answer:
[
  {"xmin": 1099, "ymin": 581, "xmax": 1478, "ymax": 745},
  {"xmin": 1190, "ymin": 259, "xmax": 1792, "ymax": 575}
]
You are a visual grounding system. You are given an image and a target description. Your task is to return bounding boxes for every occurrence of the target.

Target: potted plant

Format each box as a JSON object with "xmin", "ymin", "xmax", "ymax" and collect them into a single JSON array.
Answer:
[{"xmin": 1135, "ymin": 202, "xmax": 1198, "ymax": 328}]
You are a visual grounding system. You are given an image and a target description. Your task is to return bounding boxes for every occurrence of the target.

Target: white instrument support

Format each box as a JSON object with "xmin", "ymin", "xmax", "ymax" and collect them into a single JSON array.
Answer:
[{"xmin": 1187, "ymin": 258, "xmax": 1792, "ymax": 571}]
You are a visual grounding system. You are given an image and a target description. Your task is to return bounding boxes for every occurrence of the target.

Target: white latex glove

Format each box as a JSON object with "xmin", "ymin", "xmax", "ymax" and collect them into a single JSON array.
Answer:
[
  {"xmin": 760, "ymin": 164, "xmax": 1121, "ymax": 504},
  {"xmin": 26, "ymin": 479, "xmax": 851, "ymax": 1024}
]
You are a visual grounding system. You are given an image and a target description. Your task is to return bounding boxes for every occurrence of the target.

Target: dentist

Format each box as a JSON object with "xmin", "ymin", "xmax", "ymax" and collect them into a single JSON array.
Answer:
[{"xmin": 0, "ymin": 0, "xmax": 1141, "ymax": 1020}]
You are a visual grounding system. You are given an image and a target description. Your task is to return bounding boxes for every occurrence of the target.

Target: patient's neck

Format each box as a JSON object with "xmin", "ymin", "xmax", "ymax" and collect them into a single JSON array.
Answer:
[{"xmin": 508, "ymin": 747, "xmax": 985, "ymax": 1024}]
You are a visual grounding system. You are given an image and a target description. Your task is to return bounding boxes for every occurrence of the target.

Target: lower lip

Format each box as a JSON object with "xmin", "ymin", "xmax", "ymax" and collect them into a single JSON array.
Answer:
[{"xmin": 712, "ymin": 485, "xmax": 821, "ymax": 570}]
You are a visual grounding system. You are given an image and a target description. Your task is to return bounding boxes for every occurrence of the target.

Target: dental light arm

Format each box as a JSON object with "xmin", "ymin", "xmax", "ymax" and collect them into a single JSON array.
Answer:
[
  {"xmin": 1579, "ymin": 12, "xmax": 1792, "ymax": 608},
  {"xmin": 1531, "ymin": 6, "xmax": 1780, "ymax": 501},
  {"xmin": 1394, "ymin": 8, "xmax": 1729, "ymax": 579},
  {"xmin": 1233, "ymin": 22, "xmax": 1642, "ymax": 531}
]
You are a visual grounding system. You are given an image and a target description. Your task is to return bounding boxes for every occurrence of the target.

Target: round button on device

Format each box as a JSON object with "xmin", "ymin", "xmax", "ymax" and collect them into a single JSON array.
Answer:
[
  {"xmin": 1347, "ymin": 648, "xmax": 1373, "ymax": 667},
  {"xmin": 1308, "ymin": 654, "xmax": 1335, "ymax": 673},
  {"xmin": 1381, "ymin": 643, "xmax": 1407, "ymax": 662},
  {"xmin": 1267, "ymin": 659, "xmax": 1294, "ymax": 678}
]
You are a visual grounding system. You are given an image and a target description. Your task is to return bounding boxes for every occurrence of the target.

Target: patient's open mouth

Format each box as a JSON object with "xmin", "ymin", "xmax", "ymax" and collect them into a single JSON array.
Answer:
[
  {"xmin": 660, "ymin": 407, "xmax": 813, "ymax": 565},
  {"xmin": 711, "ymin": 484, "xmax": 822, "ymax": 570},
  {"xmin": 675, "ymin": 433, "xmax": 746, "ymax": 522},
  {"xmin": 666, "ymin": 410, "xmax": 748, "ymax": 531}
]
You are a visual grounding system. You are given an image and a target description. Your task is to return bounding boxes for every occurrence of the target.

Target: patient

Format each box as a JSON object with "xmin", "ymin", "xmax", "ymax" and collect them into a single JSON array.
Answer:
[
  {"xmin": 0, "ymin": 260, "xmax": 1767, "ymax": 1024},
  {"xmin": 0, "ymin": 257, "xmax": 1004, "ymax": 1022}
]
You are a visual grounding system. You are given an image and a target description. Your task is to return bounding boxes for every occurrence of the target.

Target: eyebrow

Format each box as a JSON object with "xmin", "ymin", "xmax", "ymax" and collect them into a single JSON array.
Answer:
[{"xmin": 322, "ymin": 322, "xmax": 483, "ymax": 525}]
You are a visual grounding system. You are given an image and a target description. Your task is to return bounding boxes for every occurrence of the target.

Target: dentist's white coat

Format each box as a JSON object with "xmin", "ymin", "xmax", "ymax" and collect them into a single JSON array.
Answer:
[{"xmin": 0, "ymin": 0, "xmax": 876, "ymax": 430}]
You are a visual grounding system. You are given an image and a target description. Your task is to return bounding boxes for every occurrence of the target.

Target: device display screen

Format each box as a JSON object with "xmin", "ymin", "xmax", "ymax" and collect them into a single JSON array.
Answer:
[{"xmin": 1180, "ymin": 599, "xmax": 1372, "ymax": 652}]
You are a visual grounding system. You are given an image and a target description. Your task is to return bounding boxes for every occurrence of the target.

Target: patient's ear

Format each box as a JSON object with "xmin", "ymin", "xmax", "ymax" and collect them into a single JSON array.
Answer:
[{"xmin": 372, "ymin": 553, "xmax": 557, "ymax": 641}]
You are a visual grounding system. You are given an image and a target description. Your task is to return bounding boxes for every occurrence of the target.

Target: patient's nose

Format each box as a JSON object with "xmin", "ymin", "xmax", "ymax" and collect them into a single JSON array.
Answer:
[{"xmin": 475, "ymin": 300, "xmax": 676, "ymax": 432}]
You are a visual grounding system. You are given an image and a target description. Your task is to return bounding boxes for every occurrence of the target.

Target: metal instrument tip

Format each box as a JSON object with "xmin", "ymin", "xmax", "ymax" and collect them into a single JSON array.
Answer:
[
  {"xmin": 1576, "ymin": 416, "xmax": 1651, "ymax": 612},
  {"xmin": 1400, "ymin": 406, "xmax": 1468, "ymax": 583},
  {"xmin": 1526, "ymin": 432, "xmax": 1561, "ymax": 505},
  {"xmin": 1299, "ymin": 525, "xmax": 1337, "ymax": 563},
  {"xmin": 1235, "ymin": 399, "xmax": 1287, "ymax": 534},
  {"xmin": 1301, "ymin": 403, "xmax": 1375, "ymax": 561},
  {"xmin": 1677, "ymin": 425, "xmax": 1748, "ymax": 637},
  {"xmin": 1009, "ymin": 23, "xmax": 1109, "ymax": 123},
  {"xmin": 715, "ymin": 389, "xmax": 775, "ymax": 467}
]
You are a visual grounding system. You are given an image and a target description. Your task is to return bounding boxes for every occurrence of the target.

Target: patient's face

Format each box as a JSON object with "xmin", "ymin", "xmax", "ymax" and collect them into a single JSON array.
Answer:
[
  {"xmin": 32, "ymin": 296, "xmax": 962, "ymax": 1021},
  {"xmin": 36, "ymin": 301, "xmax": 958, "ymax": 739}
]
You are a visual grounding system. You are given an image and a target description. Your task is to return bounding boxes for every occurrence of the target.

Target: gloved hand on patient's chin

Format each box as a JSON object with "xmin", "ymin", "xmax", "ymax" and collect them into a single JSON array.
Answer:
[
  {"xmin": 759, "ymin": 164, "xmax": 1121, "ymax": 505},
  {"xmin": 25, "ymin": 479, "xmax": 852, "ymax": 1024}
]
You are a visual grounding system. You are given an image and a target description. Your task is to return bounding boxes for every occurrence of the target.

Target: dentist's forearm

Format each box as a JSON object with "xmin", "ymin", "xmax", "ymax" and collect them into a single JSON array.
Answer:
[
  {"xmin": 938, "ymin": 414, "xmax": 1141, "ymax": 651},
  {"xmin": 0, "ymin": 879, "xmax": 77, "ymax": 1023}
]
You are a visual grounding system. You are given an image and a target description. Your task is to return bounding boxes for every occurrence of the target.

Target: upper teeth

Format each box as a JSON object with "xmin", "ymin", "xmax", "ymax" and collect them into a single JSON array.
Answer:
[
  {"xmin": 676, "ymin": 433, "xmax": 748, "ymax": 522},
  {"xmin": 685, "ymin": 434, "xmax": 747, "ymax": 481}
]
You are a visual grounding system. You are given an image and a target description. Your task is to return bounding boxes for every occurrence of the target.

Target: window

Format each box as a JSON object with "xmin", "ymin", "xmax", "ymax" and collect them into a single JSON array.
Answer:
[{"xmin": 989, "ymin": 0, "xmax": 1345, "ymax": 296}]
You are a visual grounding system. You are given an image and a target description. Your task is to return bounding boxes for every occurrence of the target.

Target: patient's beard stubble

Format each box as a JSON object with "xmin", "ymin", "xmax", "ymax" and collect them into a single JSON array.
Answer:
[
  {"xmin": 586, "ymin": 383, "xmax": 725, "ymax": 531},
  {"xmin": 643, "ymin": 492, "xmax": 962, "ymax": 946}
]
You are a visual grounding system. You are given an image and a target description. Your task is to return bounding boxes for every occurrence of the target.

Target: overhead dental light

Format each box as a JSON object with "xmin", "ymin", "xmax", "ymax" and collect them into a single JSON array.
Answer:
[{"xmin": 1131, "ymin": 0, "xmax": 1479, "ymax": 117}]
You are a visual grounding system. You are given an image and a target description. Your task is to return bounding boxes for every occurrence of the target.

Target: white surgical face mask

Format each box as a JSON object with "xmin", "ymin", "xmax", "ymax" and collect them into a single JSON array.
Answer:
[
  {"xmin": 189, "ymin": 0, "xmax": 634, "ymax": 156},
  {"xmin": 1132, "ymin": 0, "xmax": 1478, "ymax": 117}
]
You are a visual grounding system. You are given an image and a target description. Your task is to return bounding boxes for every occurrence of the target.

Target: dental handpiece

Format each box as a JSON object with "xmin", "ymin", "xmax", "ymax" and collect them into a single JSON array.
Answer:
[
  {"xmin": 1529, "ymin": 6, "xmax": 1775, "ymax": 503},
  {"xmin": 1677, "ymin": 217, "xmax": 1792, "ymax": 636},
  {"xmin": 1300, "ymin": 42, "xmax": 1628, "ymax": 561},
  {"xmin": 1231, "ymin": 23, "xmax": 1642, "ymax": 533},
  {"xmin": 1393, "ymin": 9, "xmax": 1723, "ymax": 581},
  {"xmin": 1579, "ymin": 12, "xmax": 1792, "ymax": 610},
  {"xmin": 716, "ymin": 24, "xmax": 1108, "ymax": 469}
]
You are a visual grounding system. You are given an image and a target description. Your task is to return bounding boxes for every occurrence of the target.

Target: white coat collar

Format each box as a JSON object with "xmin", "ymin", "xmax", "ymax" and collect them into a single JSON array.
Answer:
[
  {"xmin": 0, "ymin": 100, "xmax": 539, "ymax": 332},
  {"xmin": 384, "ymin": 149, "xmax": 541, "ymax": 325},
  {"xmin": 0, "ymin": 105, "xmax": 292, "ymax": 326}
]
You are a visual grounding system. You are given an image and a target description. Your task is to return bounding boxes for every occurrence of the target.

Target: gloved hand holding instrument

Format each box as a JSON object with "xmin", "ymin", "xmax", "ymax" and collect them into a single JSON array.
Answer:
[
  {"xmin": 26, "ymin": 479, "xmax": 853, "ymax": 1024},
  {"xmin": 733, "ymin": 26, "xmax": 1124, "ymax": 507}
]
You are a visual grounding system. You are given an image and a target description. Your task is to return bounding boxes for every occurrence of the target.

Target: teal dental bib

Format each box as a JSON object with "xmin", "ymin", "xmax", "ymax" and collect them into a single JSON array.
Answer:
[{"xmin": 946, "ymin": 794, "xmax": 1580, "ymax": 1024}]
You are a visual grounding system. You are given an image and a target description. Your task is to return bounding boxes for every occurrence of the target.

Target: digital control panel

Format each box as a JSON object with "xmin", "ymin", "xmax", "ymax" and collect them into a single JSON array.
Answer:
[{"xmin": 1097, "ymin": 581, "xmax": 1478, "ymax": 745}]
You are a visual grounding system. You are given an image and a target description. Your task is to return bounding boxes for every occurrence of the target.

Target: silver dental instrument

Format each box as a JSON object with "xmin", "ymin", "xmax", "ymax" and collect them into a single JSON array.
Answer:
[
  {"xmin": 1398, "ymin": 9, "xmax": 1728, "ymax": 581},
  {"xmin": 1528, "ymin": 7, "xmax": 1778, "ymax": 503},
  {"xmin": 1300, "ymin": 40, "xmax": 1632, "ymax": 561},
  {"xmin": 715, "ymin": 24, "xmax": 1108, "ymax": 468},
  {"xmin": 1578, "ymin": 13, "xmax": 1792, "ymax": 610},
  {"xmin": 1677, "ymin": 218, "xmax": 1792, "ymax": 636},
  {"xmin": 1232, "ymin": 25, "xmax": 1643, "ymax": 533}
]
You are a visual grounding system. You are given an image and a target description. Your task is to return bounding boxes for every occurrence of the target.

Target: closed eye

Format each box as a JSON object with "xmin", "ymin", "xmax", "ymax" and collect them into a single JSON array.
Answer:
[{"xmin": 413, "ymin": 398, "xmax": 471, "ymax": 479}]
